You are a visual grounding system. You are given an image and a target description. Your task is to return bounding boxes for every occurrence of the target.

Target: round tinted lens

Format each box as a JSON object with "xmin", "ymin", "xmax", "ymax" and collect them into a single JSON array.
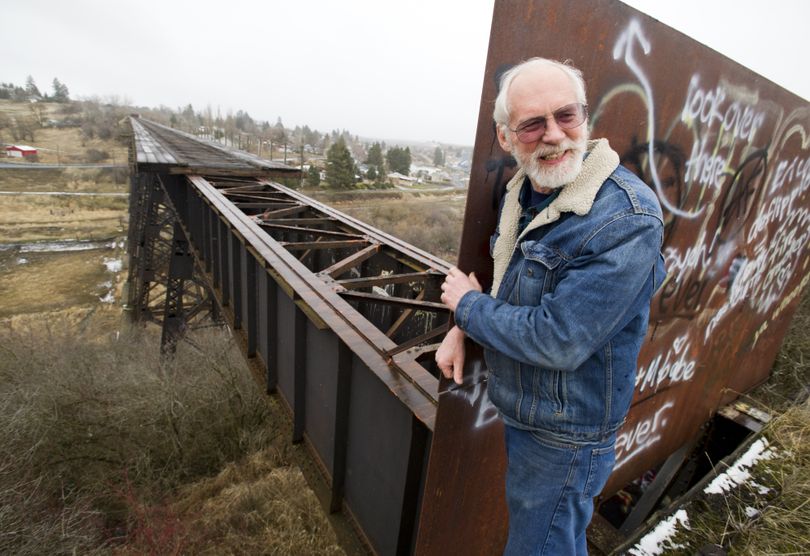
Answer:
[
  {"xmin": 555, "ymin": 104, "xmax": 587, "ymax": 129},
  {"xmin": 555, "ymin": 106, "xmax": 580, "ymax": 126},
  {"xmin": 516, "ymin": 118, "xmax": 545, "ymax": 143}
]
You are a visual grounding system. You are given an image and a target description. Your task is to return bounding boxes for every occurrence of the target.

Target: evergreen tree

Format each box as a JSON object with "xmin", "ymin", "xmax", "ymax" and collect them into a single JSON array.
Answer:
[
  {"xmin": 433, "ymin": 146, "xmax": 445, "ymax": 166},
  {"xmin": 51, "ymin": 78, "xmax": 70, "ymax": 102},
  {"xmin": 386, "ymin": 146, "xmax": 411, "ymax": 175},
  {"xmin": 306, "ymin": 165, "xmax": 321, "ymax": 187},
  {"xmin": 326, "ymin": 138, "xmax": 357, "ymax": 188},
  {"xmin": 24, "ymin": 75, "xmax": 41, "ymax": 98},
  {"xmin": 365, "ymin": 142, "xmax": 385, "ymax": 176}
]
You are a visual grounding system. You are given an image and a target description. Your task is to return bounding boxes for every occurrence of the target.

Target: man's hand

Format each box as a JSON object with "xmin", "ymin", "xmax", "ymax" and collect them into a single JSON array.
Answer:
[
  {"xmin": 440, "ymin": 267, "xmax": 482, "ymax": 312},
  {"xmin": 436, "ymin": 325, "xmax": 466, "ymax": 385}
]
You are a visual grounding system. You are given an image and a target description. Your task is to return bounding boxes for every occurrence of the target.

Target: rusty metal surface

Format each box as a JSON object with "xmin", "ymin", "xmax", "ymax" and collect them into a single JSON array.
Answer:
[
  {"xmin": 447, "ymin": 1, "xmax": 809, "ymax": 549},
  {"xmin": 415, "ymin": 343, "xmax": 507, "ymax": 555}
]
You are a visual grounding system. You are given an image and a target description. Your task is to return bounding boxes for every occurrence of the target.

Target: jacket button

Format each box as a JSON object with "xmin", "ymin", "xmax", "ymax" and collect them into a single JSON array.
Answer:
[{"xmin": 527, "ymin": 268, "xmax": 534, "ymax": 276}]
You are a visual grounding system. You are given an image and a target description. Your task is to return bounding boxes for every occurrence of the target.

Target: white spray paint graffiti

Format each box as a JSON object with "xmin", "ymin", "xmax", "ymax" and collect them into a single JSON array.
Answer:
[
  {"xmin": 681, "ymin": 75, "xmax": 765, "ymax": 143},
  {"xmin": 462, "ymin": 380, "xmax": 500, "ymax": 430},
  {"xmin": 635, "ymin": 334, "xmax": 696, "ymax": 394},
  {"xmin": 663, "ymin": 230, "xmax": 714, "ymax": 275},
  {"xmin": 612, "ymin": 20, "xmax": 703, "ymax": 219},
  {"xmin": 615, "ymin": 401, "xmax": 674, "ymax": 471},
  {"xmin": 706, "ymin": 152, "xmax": 810, "ymax": 340},
  {"xmin": 681, "ymin": 75, "xmax": 766, "ymax": 192},
  {"xmin": 609, "ymin": 20, "xmax": 808, "ymax": 341}
]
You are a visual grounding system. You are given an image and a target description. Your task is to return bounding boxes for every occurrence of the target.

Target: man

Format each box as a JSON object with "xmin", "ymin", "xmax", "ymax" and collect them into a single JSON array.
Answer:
[{"xmin": 437, "ymin": 58, "xmax": 665, "ymax": 555}]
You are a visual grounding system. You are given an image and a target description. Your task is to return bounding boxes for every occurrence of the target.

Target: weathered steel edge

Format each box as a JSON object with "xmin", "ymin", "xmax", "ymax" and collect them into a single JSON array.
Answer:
[{"xmin": 188, "ymin": 175, "xmax": 441, "ymax": 430}]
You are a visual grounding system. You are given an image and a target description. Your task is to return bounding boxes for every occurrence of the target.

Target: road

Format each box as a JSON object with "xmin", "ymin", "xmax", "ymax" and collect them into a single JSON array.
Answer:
[
  {"xmin": 0, "ymin": 191, "xmax": 127, "ymax": 197},
  {"xmin": 0, "ymin": 163, "xmax": 126, "ymax": 169}
]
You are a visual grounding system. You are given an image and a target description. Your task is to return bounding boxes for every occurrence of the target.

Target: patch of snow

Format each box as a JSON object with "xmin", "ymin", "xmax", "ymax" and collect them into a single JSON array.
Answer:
[
  {"xmin": 751, "ymin": 480, "xmax": 772, "ymax": 495},
  {"xmin": 628, "ymin": 509, "xmax": 690, "ymax": 556},
  {"xmin": 20, "ymin": 239, "xmax": 116, "ymax": 253},
  {"xmin": 16, "ymin": 257, "xmax": 28, "ymax": 265},
  {"xmin": 103, "ymin": 258, "xmax": 123, "ymax": 272},
  {"xmin": 744, "ymin": 506, "xmax": 759, "ymax": 518},
  {"xmin": 99, "ymin": 291, "xmax": 115, "ymax": 304},
  {"xmin": 704, "ymin": 438, "xmax": 776, "ymax": 495}
]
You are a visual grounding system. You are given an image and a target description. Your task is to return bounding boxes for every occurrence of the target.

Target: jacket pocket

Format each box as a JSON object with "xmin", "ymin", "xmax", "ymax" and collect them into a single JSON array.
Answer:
[{"xmin": 518, "ymin": 240, "xmax": 562, "ymax": 304}]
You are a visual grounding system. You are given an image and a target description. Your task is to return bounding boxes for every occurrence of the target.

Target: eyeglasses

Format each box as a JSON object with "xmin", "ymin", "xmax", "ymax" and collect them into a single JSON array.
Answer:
[{"xmin": 508, "ymin": 103, "xmax": 588, "ymax": 144}]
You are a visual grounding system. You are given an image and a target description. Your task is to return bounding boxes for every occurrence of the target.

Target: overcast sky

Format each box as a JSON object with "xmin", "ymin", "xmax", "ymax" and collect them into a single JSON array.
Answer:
[{"xmin": 1, "ymin": 0, "xmax": 807, "ymax": 146}]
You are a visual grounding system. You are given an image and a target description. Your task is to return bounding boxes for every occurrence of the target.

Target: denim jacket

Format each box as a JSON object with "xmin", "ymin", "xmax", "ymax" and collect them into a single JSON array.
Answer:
[{"xmin": 455, "ymin": 139, "xmax": 666, "ymax": 443}]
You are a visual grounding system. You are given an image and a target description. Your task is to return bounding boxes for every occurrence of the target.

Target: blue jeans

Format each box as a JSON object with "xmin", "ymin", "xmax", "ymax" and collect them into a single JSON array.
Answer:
[{"xmin": 503, "ymin": 425, "xmax": 616, "ymax": 555}]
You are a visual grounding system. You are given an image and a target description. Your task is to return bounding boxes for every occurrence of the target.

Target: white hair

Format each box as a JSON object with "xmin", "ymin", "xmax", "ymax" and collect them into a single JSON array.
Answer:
[{"xmin": 493, "ymin": 58, "xmax": 587, "ymax": 128}]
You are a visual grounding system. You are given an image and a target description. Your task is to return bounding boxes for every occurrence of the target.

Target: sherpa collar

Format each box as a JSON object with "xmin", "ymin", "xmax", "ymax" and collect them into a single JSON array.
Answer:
[{"xmin": 490, "ymin": 138, "xmax": 619, "ymax": 297}]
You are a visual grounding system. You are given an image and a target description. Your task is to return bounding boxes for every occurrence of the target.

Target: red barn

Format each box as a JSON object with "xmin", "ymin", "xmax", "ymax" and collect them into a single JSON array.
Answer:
[{"xmin": 5, "ymin": 145, "xmax": 38, "ymax": 158}]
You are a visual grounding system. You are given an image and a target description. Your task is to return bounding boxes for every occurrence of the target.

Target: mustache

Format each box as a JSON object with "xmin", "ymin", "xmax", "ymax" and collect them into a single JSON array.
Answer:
[{"xmin": 532, "ymin": 139, "xmax": 580, "ymax": 158}]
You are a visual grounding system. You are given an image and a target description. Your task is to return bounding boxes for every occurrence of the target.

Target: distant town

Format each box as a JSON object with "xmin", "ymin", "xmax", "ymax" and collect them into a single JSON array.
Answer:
[{"xmin": 1, "ymin": 76, "xmax": 473, "ymax": 190}]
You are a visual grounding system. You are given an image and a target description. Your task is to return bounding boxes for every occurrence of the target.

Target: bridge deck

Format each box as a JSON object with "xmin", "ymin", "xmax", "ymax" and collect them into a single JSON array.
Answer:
[{"xmin": 130, "ymin": 117, "xmax": 300, "ymax": 177}]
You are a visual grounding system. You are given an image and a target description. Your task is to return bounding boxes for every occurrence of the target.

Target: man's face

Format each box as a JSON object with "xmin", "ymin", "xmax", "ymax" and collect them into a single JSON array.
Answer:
[{"xmin": 497, "ymin": 65, "xmax": 589, "ymax": 191}]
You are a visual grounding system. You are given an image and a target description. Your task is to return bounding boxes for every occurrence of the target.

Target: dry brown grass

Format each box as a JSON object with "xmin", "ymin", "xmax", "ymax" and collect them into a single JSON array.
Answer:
[
  {"xmin": 0, "ymin": 305, "xmax": 123, "ymax": 340},
  {"xmin": 0, "ymin": 326, "xmax": 286, "ymax": 554},
  {"xmin": 0, "ymin": 194, "xmax": 127, "ymax": 243},
  {"xmin": 0, "ymin": 99, "xmax": 128, "ymax": 164},
  {"xmin": 24, "ymin": 126, "xmax": 128, "ymax": 165},
  {"xmin": 0, "ymin": 163, "xmax": 129, "ymax": 317},
  {"xmin": 0, "ymin": 167, "xmax": 128, "ymax": 193},
  {"xmin": 165, "ymin": 444, "xmax": 344, "ymax": 555},
  {"xmin": 0, "ymin": 321, "xmax": 346, "ymax": 555},
  {"xmin": 0, "ymin": 248, "xmax": 124, "ymax": 317},
  {"xmin": 731, "ymin": 403, "xmax": 810, "ymax": 554},
  {"xmin": 326, "ymin": 191, "xmax": 466, "ymax": 261},
  {"xmin": 663, "ymin": 403, "xmax": 810, "ymax": 555}
]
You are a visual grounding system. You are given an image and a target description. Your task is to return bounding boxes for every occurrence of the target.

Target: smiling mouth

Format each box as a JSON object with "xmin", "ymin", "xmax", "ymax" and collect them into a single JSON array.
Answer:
[{"xmin": 539, "ymin": 150, "xmax": 568, "ymax": 162}]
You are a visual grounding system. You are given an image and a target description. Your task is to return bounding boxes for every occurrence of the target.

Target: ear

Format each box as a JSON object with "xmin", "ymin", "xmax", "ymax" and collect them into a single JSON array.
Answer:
[{"xmin": 496, "ymin": 124, "xmax": 512, "ymax": 153}]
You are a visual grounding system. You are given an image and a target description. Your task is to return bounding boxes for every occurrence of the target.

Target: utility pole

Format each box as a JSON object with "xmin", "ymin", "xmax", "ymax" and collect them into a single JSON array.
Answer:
[{"xmin": 300, "ymin": 143, "xmax": 305, "ymax": 188}]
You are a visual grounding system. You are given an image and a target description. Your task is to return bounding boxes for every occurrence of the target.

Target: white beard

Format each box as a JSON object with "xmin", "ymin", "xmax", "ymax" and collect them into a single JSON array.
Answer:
[{"xmin": 512, "ymin": 134, "xmax": 589, "ymax": 190}]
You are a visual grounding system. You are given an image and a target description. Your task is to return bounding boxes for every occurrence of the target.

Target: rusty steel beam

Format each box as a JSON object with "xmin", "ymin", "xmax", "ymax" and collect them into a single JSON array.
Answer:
[
  {"xmin": 339, "ymin": 290, "xmax": 449, "ymax": 313},
  {"xmin": 259, "ymin": 223, "xmax": 366, "ymax": 239},
  {"xmin": 280, "ymin": 239, "xmax": 372, "ymax": 251},
  {"xmin": 320, "ymin": 244, "xmax": 383, "ymax": 279},
  {"xmin": 337, "ymin": 271, "xmax": 436, "ymax": 290}
]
